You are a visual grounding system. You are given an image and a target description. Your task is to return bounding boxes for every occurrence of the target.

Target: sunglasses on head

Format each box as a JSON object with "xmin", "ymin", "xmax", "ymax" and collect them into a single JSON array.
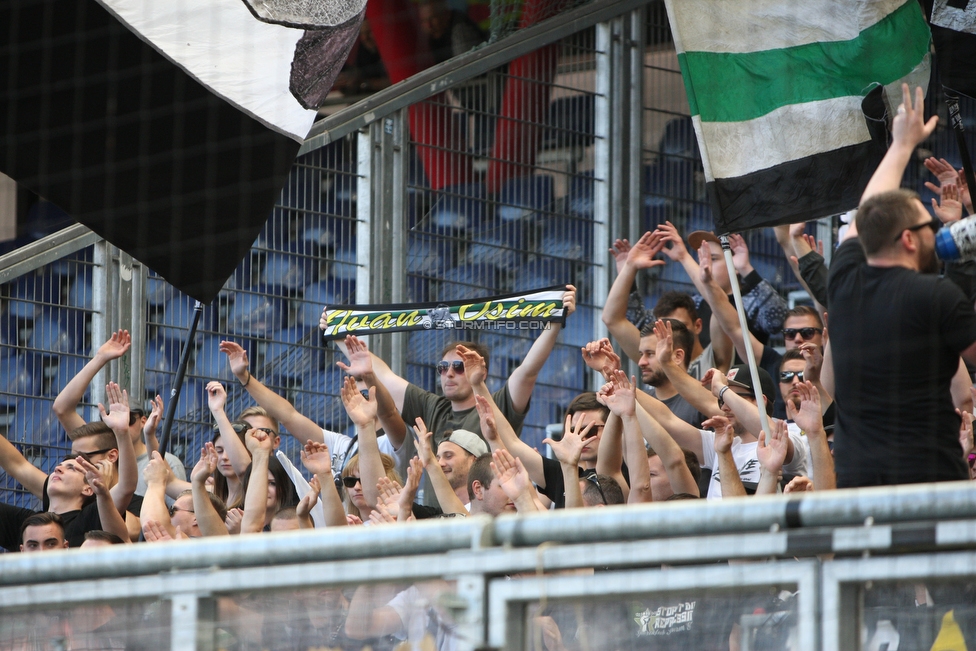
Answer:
[
  {"xmin": 436, "ymin": 360, "xmax": 465, "ymax": 375},
  {"xmin": 581, "ymin": 472, "xmax": 608, "ymax": 505},
  {"xmin": 341, "ymin": 476, "xmax": 362, "ymax": 488},
  {"xmin": 782, "ymin": 327, "xmax": 822, "ymax": 340},
  {"xmin": 779, "ymin": 370, "xmax": 804, "ymax": 383}
]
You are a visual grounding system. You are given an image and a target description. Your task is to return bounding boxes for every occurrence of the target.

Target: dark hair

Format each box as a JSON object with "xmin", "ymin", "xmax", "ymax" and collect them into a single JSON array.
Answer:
[
  {"xmin": 785, "ymin": 305, "xmax": 823, "ymax": 327},
  {"xmin": 565, "ymin": 392, "xmax": 609, "ymax": 423},
  {"xmin": 855, "ymin": 189, "xmax": 922, "ymax": 256},
  {"xmin": 272, "ymin": 506, "xmax": 298, "ymax": 522},
  {"xmin": 128, "ymin": 409, "xmax": 147, "ymax": 427},
  {"xmin": 239, "ymin": 455, "xmax": 298, "ymax": 515},
  {"xmin": 68, "ymin": 422, "xmax": 117, "ymax": 452},
  {"xmin": 646, "ymin": 447, "xmax": 702, "ymax": 486},
  {"xmin": 176, "ymin": 489, "xmax": 228, "ymax": 522},
  {"xmin": 779, "ymin": 348, "xmax": 805, "ymax": 372},
  {"xmin": 84, "ymin": 530, "xmax": 125, "ymax": 545},
  {"xmin": 211, "ymin": 422, "xmax": 249, "ymax": 506},
  {"xmin": 582, "ymin": 473, "xmax": 625, "ymax": 506},
  {"xmin": 653, "ymin": 291, "xmax": 699, "ymax": 323},
  {"xmin": 662, "ymin": 318, "xmax": 694, "ymax": 366},
  {"xmin": 439, "ymin": 341, "xmax": 490, "ymax": 373},
  {"xmin": 20, "ymin": 512, "xmax": 65, "ymax": 541},
  {"xmin": 666, "ymin": 492, "xmax": 700, "ymax": 501},
  {"xmin": 466, "ymin": 453, "xmax": 495, "ymax": 501}
]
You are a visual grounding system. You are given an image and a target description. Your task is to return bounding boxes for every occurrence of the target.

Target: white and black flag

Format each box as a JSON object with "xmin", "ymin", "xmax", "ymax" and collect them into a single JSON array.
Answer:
[{"xmin": 1, "ymin": 0, "xmax": 363, "ymax": 302}]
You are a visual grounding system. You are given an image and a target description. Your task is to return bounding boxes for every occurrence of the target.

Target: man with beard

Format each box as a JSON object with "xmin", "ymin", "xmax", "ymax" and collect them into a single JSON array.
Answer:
[
  {"xmin": 638, "ymin": 319, "xmax": 704, "ymax": 427},
  {"xmin": 435, "ymin": 429, "xmax": 487, "ymax": 506},
  {"xmin": 828, "ymin": 84, "xmax": 976, "ymax": 487}
]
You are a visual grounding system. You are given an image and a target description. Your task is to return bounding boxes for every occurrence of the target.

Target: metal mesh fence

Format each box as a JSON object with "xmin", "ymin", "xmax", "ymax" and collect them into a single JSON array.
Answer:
[
  {"xmin": 405, "ymin": 27, "xmax": 603, "ymax": 450},
  {"xmin": 0, "ymin": 245, "xmax": 97, "ymax": 509}
]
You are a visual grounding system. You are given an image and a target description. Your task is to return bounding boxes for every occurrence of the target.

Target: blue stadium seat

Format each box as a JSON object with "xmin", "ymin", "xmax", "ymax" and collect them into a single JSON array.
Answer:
[
  {"xmin": 329, "ymin": 245, "xmax": 359, "ymax": 282},
  {"xmin": 299, "ymin": 279, "xmax": 356, "ymax": 329},
  {"xmin": 427, "ymin": 183, "xmax": 487, "ymax": 232},
  {"xmin": 10, "ymin": 398, "xmax": 64, "ymax": 448},
  {"xmin": 25, "ymin": 200, "xmax": 73, "ymax": 240},
  {"xmin": 537, "ymin": 346, "xmax": 585, "ymax": 391},
  {"xmin": 47, "ymin": 355, "xmax": 88, "ymax": 399},
  {"xmin": 50, "ymin": 246, "xmax": 93, "ymax": 279},
  {"xmin": 408, "ymin": 234, "xmax": 454, "ymax": 277},
  {"xmin": 261, "ymin": 251, "xmax": 316, "ymax": 293},
  {"xmin": 159, "ymin": 296, "xmax": 218, "ymax": 342},
  {"xmin": 146, "ymin": 274, "xmax": 177, "ymax": 308},
  {"xmin": 28, "ymin": 311, "xmax": 77, "ymax": 358},
  {"xmin": 540, "ymin": 217, "xmax": 590, "ymax": 262},
  {"xmin": 5, "ymin": 274, "xmax": 55, "ymax": 321},
  {"xmin": 225, "ymin": 288, "xmax": 285, "ymax": 339},
  {"xmin": 0, "ymin": 354, "xmax": 39, "ymax": 409},
  {"xmin": 467, "ymin": 220, "xmax": 524, "ymax": 272},
  {"xmin": 265, "ymin": 327, "xmax": 321, "ymax": 381},
  {"xmin": 193, "ymin": 334, "xmax": 235, "ymax": 382},
  {"xmin": 560, "ymin": 305, "xmax": 595, "ymax": 349},
  {"xmin": 293, "ymin": 367, "xmax": 345, "ymax": 430},
  {"xmin": 66, "ymin": 274, "xmax": 93, "ymax": 310},
  {"xmin": 510, "ymin": 258, "xmax": 574, "ymax": 292},
  {"xmin": 145, "ymin": 336, "xmax": 179, "ymax": 397},
  {"xmin": 658, "ymin": 116, "xmax": 700, "ymax": 162},
  {"xmin": 565, "ymin": 172, "xmax": 595, "ymax": 219},
  {"xmin": 644, "ymin": 159, "xmax": 696, "ymax": 209},
  {"xmin": 543, "ymin": 95, "xmax": 595, "ymax": 150},
  {"xmin": 435, "ymin": 263, "xmax": 500, "ymax": 302},
  {"xmin": 497, "ymin": 175, "xmax": 554, "ymax": 223}
]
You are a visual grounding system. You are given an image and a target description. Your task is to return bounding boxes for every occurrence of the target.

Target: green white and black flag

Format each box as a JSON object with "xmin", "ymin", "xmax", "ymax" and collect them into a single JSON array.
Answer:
[{"xmin": 664, "ymin": 0, "xmax": 932, "ymax": 233}]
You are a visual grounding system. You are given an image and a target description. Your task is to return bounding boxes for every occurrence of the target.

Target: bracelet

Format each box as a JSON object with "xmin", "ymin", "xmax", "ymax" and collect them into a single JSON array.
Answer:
[
  {"xmin": 241, "ymin": 370, "xmax": 251, "ymax": 388},
  {"xmin": 718, "ymin": 385, "xmax": 731, "ymax": 403}
]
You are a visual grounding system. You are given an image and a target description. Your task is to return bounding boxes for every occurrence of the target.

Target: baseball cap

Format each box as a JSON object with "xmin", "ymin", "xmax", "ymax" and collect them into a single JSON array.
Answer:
[
  {"xmin": 445, "ymin": 429, "xmax": 489, "ymax": 457},
  {"xmin": 725, "ymin": 364, "xmax": 775, "ymax": 405},
  {"xmin": 687, "ymin": 230, "xmax": 721, "ymax": 251}
]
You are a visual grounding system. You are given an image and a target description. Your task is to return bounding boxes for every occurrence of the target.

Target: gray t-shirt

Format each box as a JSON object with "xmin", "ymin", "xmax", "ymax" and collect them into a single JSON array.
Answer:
[{"xmin": 649, "ymin": 388, "xmax": 704, "ymax": 429}]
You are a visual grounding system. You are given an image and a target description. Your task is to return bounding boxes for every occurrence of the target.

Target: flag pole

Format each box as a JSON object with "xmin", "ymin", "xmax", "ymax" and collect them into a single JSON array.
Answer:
[
  {"xmin": 944, "ymin": 89, "xmax": 976, "ymax": 202},
  {"xmin": 158, "ymin": 301, "xmax": 204, "ymax": 457},
  {"xmin": 719, "ymin": 235, "xmax": 772, "ymax": 438}
]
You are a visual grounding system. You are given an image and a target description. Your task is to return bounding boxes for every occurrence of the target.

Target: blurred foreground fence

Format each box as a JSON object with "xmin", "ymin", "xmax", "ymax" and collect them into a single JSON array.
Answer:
[{"xmin": 3, "ymin": 481, "xmax": 976, "ymax": 650}]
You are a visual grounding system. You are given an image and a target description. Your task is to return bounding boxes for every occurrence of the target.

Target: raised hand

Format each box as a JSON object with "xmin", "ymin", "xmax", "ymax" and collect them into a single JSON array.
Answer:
[
  {"xmin": 490, "ymin": 449, "xmax": 532, "ymax": 501},
  {"xmin": 959, "ymin": 409, "xmax": 974, "ymax": 458},
  {"xmin": 143, "ymin": 395, "xmax": 164, "ymax": 442},
  {"xmin": 143, "ymin": 520, "xmax": 177, "ymax": 543},
  {"xmin": 218, "ymin": 341, "xmax": 250, "ymax": 383},
  {"xmin": 296, "ymin": 476, "xmax": 321, "ymax": 524},
  {"xmin": 924, "ymin": 157, "xmax": 973, "ymax": 213},
  {"xmin": 474, "ymin": 394, "xmax": 498, "ymax": 443},
  {"xmin": 757, "ymin": 419, "xmax": 789, "ymax": 474},
  {"xmin": 414, "ymin": 417, "xmax": 436, "ymax": 468},
  {"xmin": 786, "ymin": 381, "xmax": 823, "ymax": 435},
  {"xmin": 891, "ymin": 83, "xmax": 938, "ymax": 149},
  {"xmin": 368, "ymin": 502, "xmax": 397, "ymax": 525},
  {"xmin": 580, "ymin": 339, "xmax": 620, "ymax": 381},
  {"xmin": 543, "ymin": 416, "xmax": 587, "ymax": 467},
  {"xmin": 98, "ymin": 382, "xmax": 130, "ymax": 433},
  {"xmin": 784, "ymin": 476, "xmax": 814, "ymax": 493},
  {"xmin": 143, "ymin": 451, "xmax": 173, "ymax": 487},
  {"xmin": 697, "ymin": 242, "xmax": 714, "ymax": 286},
  {"xmin": 727, "ymin": 233, "xmax": 752, "ymax": 275},
  {"xmin": 596, "ymin": 370, "xmax": 636, "ymax": 418},
  {"xmin": 704, "ymin": 368, "xmax": 729, "ymax": 397},
  {"xmin": 626, "ymin": 231, "xmax": 666, "ymax": 269},
  {"xmin": 300, "ymin": 439, "xmax": 334, "ymax": 477},
  {"xmin": 798, "ymin": 343, "xmax": 823, "ymax": 384},
  {"xmin": 336, "ymin": 334, "xmax": 374, "ymax": 379},
  {"xmin": 245, "ymin": 426, "xmax": 273, "ymax": 456},
  {"xmin": 191, "ymin": 443, "xmax": 219, "ymax": 485},
  {"xmin": 610, "ymin": 239, "xmax": 632, "ymax": 274},
  {"xmin": 561, "ymin": 284, "xmax": 577, "ymax": 317},
  {"xmin": 76, "ymin": 457, "xmax": 113, "ymax": 497},
  {"xmin": 398, "ymin": 457, "xmax": 423, "ymax": 521},
  {"xmin": 206, "ymin": 381, "xmax": 227, "ymax": 413},
  {"xmin": 703, "ymin": 415, "xmax": 734, "ymax": 454},
  {"xmin": 96, "ymin": 330, "xmax": 131, "ymax": 362},
  {"xmin": 346, "ymin": 513, "xmax": 364, "ymax": 526},
  {"xmin": 375, "ymin": 476, "xmax": 403, "ymax": 519},
  {"xmin": 932, "ymin": 183, "xmax": 963, "ymax": 224},
  {"xmin": 456, "ymin": 344, "xmax": 487, "ymax": 386},
  {"xmin": 340, "ymin": 375, "xmax": 377, "ymax": 426},
  {"xmin": 655, "ymin": 221, "xmax": 690, "ymax": 262},
  {"xmin": 653, "ymin": 319, "xmax": 674, "ymax": 367}
]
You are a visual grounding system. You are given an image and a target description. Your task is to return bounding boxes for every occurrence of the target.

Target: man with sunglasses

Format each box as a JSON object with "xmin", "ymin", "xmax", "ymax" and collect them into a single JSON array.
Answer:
[{"xmin": 828, "ymin": 84, "xmax": 976, "ymax": 487}]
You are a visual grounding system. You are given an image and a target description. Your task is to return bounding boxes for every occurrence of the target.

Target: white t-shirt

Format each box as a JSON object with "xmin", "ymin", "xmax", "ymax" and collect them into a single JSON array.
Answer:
[
  {"xmin": 698, "ymin": 427, "xmax": 807, "ymax": 499},
  {"xmin": 387, "ymin": 585, "xmax": 457, "ymax": 651},
  {"xmin": 320, "ymin": 427, "xmax": 415, "ymax": 481}
]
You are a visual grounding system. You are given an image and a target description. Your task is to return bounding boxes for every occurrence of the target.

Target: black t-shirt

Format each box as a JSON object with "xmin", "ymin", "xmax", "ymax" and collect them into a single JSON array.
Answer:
[
  {"xmin": 0, "ymin": 501, "xmax": 102, "ymax": 551},
  {"xmin": 827, "ymin": 239, "xmax": 976, "ymax": 487}
]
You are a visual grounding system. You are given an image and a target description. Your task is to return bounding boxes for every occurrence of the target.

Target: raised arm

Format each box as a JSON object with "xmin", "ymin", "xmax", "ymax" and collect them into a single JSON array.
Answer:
[
  {"xmin": 220, "ymin": 341, "xmax": 325, "ymax": 444},
  {"xmin": 77, "ymin": 457, "xmax": 130, "ymax": 542},
  {"xmin": 240, "ymin": 428, "xmax": 273, "ymax": 534},
  {"xmin": 787, "ymin": 381, "xmax": 835, "ymax": 491},
  {"xmin": 655, "ymin": 319, "xmax": 721, "ymax": 418},
  {"xmin": 414, "ymin": 417, "xmax": 467, "ymax": 515},
  {"xmin": 491, "ymin": 449, "xmax": 541, "ymax": 513},
  {"xmin": 300, "ymin": 440, "xmax": 348, "ymax": 527},
  {"xmin": 52, "ymin": 329, "xmax": 131, "ymax": 433},
  {"xmin": 326, "ymin": 323, "xmax": 409, "ymax": 410},
  {"xmin": 598, "ymin": 371, "xmax": 652, "ymax": 504},
  {"xmin": 190, "ymin": 443, "xmax": 230, "ymax": 536},
  {"xmin": 703, "ymin": 415, "xmax": 746, "ymax": 498},
  {"xmin": 460, "ymin": 345, "xmax": 546, "ymax": 484},
  {"xmin": 141, "ymin": 452, "xmax": 179, "ymax": 539},
  {"xmin": 754, "ymin": 421, "xmax": 789, "ymax": 496},
  {"xmin": 340, "ymin": 377, "xmax": 383, "ymax": 512},
  {"xmin": 594, "ymin": 412, "xmax": 629, "ymax": 500},
  {"xmin": 545, "ymin": 414, "xmax": 594, "ymax": 509},
  {"xmin": 142, "ymin": 395, "xmax": 164, "ymax": 457},
  {"xmin": 634, "ymin": 404, "xmax": 699, "ymax": 497},
  {"xmin": 0, "ymin": 433, "xmax": 47, "ymax": 499},
  {"xmin": 99, "ymin": 382, "xmax": 136, "ymax": 512},
  {"xmin": 508, "ymin": 285, "xmax": 577, "ymax": 413},
  {"xmin": 697, "ymin": 241, "xmax": 765, "ymax": 364},
  {"xmin": 634, "ymin": 388, "xmax": 704, "ymax": 460},
  {"xmin": 603, "ymin": 234, "xmax": 664, "ymax": 362},
  {"xmin": 336, "ymin": 335, "xmax": 407, "ymax": 448},
  {"xmin": 206, "ymin": 382, "xmax": 252, "ymax": 475}
]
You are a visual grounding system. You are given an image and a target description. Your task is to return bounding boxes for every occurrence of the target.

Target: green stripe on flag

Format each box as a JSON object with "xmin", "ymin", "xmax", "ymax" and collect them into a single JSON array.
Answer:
[{"xmin": 679, "ymin": 0, "xmax": 930, "ymax": 123}]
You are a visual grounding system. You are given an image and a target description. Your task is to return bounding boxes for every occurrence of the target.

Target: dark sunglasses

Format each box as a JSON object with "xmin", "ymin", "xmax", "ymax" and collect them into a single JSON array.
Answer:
[
  {"xmin": 71, "ymin": 448, "xmax": 116, "ymax": 463},
  {"xmin": 168, "ymin": 505, "xmax": 194, "ymax": 517},
  {"xmin": 779, "ymin": 371, "xmax": 804, "ymax": 383},
  {"xmin": 895, "ymin": 218, "xmax": 940, "ymax": 241},
  {"xmin": 782, "ymin": 327, "xmax": 822, "ymax": 340},
  {"xmin": 436, "ymin": 360, "xmax": 465, "ymax": 375},
  {"xmin": 341, "ymin": 476, "xmax": 362, "ymax": 488},
  {"xmin": 213, "ymin": 421, "xmax": 249, "ymax": 435}
]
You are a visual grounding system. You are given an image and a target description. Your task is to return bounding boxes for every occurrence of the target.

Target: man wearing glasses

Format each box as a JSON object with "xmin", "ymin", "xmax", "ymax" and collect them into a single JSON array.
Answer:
[{"xmin": 828, "ymin": 84, "xmax": 976, "ymax": 487}]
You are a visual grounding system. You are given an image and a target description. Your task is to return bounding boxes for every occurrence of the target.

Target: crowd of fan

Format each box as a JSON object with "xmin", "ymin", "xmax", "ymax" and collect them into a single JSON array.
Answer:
[{"xmin": 2, "ymin": 85, "xmax": 976, "ymax": 650}]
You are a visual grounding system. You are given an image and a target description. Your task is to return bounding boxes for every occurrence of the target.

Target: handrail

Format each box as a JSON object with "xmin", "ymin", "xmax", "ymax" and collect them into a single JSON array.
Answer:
[
  {"xmin": 0, "ymin": 223, "xmax": 100, "ymax": 284},
  {"xmin": 298, "ymin": 0, "xmax": 650, "ymax": 154}
]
